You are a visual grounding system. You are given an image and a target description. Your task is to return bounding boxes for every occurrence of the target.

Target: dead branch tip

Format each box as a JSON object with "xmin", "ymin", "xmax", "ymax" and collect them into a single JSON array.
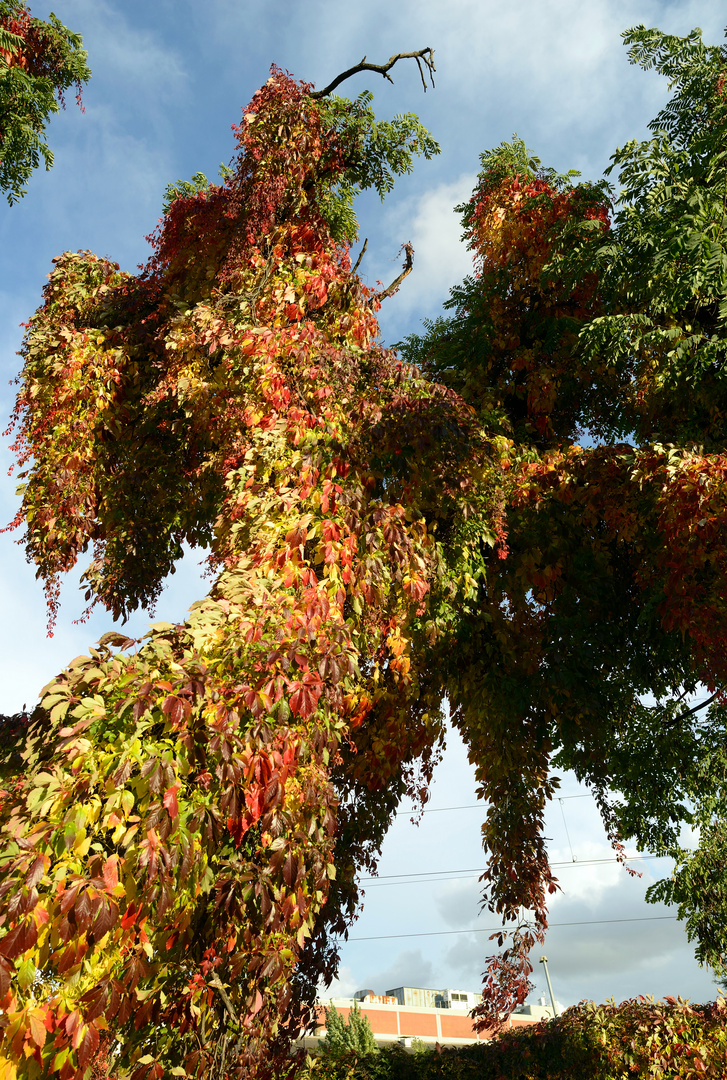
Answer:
[
  {"xmin": 376, "ymin": 241, "xmax": 414, "ymax": 301},
  {"xmin": 352, "ymin": 237, "xmax": 368, "ymax": 275},
  {"xmin": 310, "ymin": 48, "xmax": 435, "ymax": 99}
]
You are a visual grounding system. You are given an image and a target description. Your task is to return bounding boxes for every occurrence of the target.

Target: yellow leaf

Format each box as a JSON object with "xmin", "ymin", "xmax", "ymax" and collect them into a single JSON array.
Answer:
[{"xmin": 0, "ymin": 1055, "xmax": 18, "ymax": 1080}]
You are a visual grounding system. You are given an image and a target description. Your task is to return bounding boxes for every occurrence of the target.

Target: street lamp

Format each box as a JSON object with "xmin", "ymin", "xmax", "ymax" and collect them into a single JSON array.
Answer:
[{"xmin": 539, "ymin": 956, "xmax": 559, "ymax": 1017}]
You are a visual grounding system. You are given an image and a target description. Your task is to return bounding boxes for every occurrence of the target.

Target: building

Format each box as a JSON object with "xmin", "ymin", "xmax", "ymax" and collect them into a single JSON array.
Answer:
[
  {"xmin": 383, "ymin": 986, "xmax": 482, "ymax": 1011},
  {"xmin": 300, "ymin": 986, "xmax": 554, "ymax": 1051}
]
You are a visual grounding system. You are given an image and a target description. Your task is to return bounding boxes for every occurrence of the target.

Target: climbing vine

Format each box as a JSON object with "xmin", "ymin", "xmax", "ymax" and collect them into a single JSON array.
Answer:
[{"xmin": 3, "ymin": 23, "xmax": 727, "ymax": 1080}]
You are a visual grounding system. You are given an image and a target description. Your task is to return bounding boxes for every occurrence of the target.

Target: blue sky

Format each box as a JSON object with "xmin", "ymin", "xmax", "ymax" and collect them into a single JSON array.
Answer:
[{"xmin": 1, "ymin": 0, "xmax": 726, "ymax": 1010}]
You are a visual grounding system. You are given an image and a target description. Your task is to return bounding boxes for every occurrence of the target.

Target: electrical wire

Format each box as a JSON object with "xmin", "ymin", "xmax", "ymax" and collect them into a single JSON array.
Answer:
[
  {"xmin": 396, "ymin": 793, "xmax": 593, "ymax": 817},
  {"xmin": 340, "ymin": 914, "xmax": 677, "ymax": 943},
  {"xmin": 359, "ymin": 854, "xmax": 660, "ymax": 886},
  {"xmin": 559, "ymin": 798, "xmax": 577, "ymax": 861},
  {"xmin": 353, "ymin": 798, "xmax": 676, "ymax": 944}
]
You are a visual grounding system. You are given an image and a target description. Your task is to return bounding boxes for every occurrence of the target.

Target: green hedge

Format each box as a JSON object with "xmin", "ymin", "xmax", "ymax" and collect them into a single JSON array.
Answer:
[{"xmin": 295, "ymin": 997, "xmax": 727, "ymax": 1079}]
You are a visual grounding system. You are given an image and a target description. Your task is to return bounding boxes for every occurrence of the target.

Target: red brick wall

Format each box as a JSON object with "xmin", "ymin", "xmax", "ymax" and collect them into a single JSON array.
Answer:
[
  {"xmin": 314, "ymin": 1002, "xmax": 537, "ymax": 1045},
  {"xmin": 399, "ymin": 1012, "xmax": 438, "ymax": 1037},
  {"xmin": 439, "ymin": 1013, "xmax": 483, "ymax": 1040}
]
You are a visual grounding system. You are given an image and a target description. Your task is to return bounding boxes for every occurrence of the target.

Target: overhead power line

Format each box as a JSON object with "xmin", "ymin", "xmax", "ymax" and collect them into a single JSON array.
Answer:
[
  {"xmin": 360, "ymin": 854, "xmax": 660, "ymax": 886},
  {"xmin": 396, "ymin": 793, "xmax": 593, "ymax": 817},
  {"xmin": 341, "ymin": 914, "xmax": 677, "ymax": 943}
]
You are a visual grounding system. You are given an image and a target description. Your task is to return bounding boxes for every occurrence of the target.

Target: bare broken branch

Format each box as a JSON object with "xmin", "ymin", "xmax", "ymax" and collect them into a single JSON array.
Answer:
[
  {"xmin": 352, "ymin": 237, "xmax": 368, "ymax": 275},
  {"xmin": 310, "ymin": 48, "xmax": 435, "ymax": 100},
  {"xmin": 208, "ymin": 973, "xmax": 238, "ymax": 1025},
  {"xmin": 375, "ymin": 242, "xmax": 414, "ymax": 301}
]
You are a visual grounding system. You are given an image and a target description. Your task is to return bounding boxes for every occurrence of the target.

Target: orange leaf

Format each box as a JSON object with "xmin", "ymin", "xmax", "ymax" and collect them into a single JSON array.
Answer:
[
  {"xmin": 28, "ymin": 1009, "xmax": 46, "ymax": 1049},
  {"xmin": 102, "ymin": 856, "xmax": 119, "ymax": 892}
]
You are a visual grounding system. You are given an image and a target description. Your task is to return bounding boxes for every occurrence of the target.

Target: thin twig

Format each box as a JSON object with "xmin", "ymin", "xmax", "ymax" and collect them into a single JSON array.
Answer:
[
  {"xmin": 310, "ymin": 48, "xmax": 435, "ymax": 99},
  {"xmin": 375, "ymin": 242, "xmax": 414, "ymax": 301},
  {"xmin": 352, "ymin": 237, "xmax": 368, "ymax": 275}
]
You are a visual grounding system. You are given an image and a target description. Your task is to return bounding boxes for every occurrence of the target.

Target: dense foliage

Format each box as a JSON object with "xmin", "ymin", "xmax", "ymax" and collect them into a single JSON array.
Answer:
[
  {"xmin": 318, "ymin": 1004, "xmax": 377, "ymax": 1058},
  {"xmin": 0, "ymin": 63, "xmax": 494, "ymax": 1080},
  {"xmin": 399, "ymin": 23, "xmax": 727, "ymax": 1023},
  {"xmin": 2, "ymin": 20, "xmax": 727, "ymax": 1080},
  {"xmin": 297, "ymin": 997, "xmax": 727, "ymax": 1080},
  {"xmin": 0, "ymin": 1, "xmax": 90, "ymax": 203}
]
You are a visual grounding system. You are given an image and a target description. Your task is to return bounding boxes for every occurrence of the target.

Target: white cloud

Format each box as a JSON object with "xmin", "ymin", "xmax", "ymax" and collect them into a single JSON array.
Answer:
[
  {"xmin": 433, "ymin": 859, "xmax": 717, "ymax": 1007},
  {"xmin": 368, "ymin": 173, "xmax": 475, "ymax": 336},
  {"xmin": 359, "ymin": 948, "xmax": 437, "ymax": 995},
  {"xmin": 46, "ymin": 0, "xmax": 187, "ymax": 104},
  {"xmin": 320, "ymin": 965, "xmax": 359, "ymax": 1000},
  {"xmin": 0, "ymin": 532, "xmax": 208, "ymax": 713}
]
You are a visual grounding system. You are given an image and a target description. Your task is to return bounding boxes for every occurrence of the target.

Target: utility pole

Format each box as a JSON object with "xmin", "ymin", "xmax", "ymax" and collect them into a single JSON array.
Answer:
[{"xmin": 539, "ymin": 956, "xmax": 559, "ymax": 1017}]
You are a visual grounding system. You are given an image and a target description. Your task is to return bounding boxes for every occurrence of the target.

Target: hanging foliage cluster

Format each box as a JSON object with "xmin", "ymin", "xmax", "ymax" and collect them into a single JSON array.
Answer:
[{"xmin": 0, "ymin": 61, "xmax": 506, "ymax": 1080}]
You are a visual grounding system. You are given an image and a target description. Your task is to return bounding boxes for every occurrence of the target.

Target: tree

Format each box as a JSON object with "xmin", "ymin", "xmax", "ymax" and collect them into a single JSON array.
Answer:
[
  {"xmin": 319, "ymin": 1004, "xmax": 377, "ymax": 1057},
  {"xmin": 399, "ymin": 23, "xmax": 727, "ymax": 1025},
  {"xmin": 0, "ymin": 1, "xmax": 90, "ymax": 204},
  {"xmin": 1, "ymin": 24, "xmax": 727, "ymax": 1080}
]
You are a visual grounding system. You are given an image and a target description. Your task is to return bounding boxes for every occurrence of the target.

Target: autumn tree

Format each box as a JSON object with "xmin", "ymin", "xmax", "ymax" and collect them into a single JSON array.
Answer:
[
  {"xmin": 0, "ymin": 50, "xmax": 479, "ymax": 1080},
  {"xmin": 0, "ymin": 1, "xmax": 90, "ymax": 204},
  {"xmin": 2, "ymin": 23, "xmax": 727, "ymax": 1080}
]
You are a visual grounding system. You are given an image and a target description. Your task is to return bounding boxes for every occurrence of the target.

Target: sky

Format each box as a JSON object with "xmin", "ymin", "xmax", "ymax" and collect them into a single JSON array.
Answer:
[{"xmin": 1, "ymin": 0, "xmax": 726, "ymax": 1012}]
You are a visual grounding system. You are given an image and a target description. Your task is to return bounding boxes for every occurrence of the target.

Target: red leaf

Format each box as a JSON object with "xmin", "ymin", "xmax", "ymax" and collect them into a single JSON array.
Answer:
[
  {"xmin": 161, "ymin": 695, "xmax": 185, "ymax": 726},
  {"xmin": 163, "ymin": 782, "xmax": 180, "ymax": 820},
  {"xmin": 65, "ymin": 1009, "xmax": 80, "ymax": 1039},
  {"xmin": 118, "ymin": 994, "xmax": 133, "ymax": 1027},
  {"xmin": 77, "ymin": 1022, "xmax": 99, "ymax": 1070},
  {"xmin": 0, "ymin": 918, "xmax": 36, "ymax": 959},
  {"xmin": 26, "ymin": 854, "xmax": 49, "ymax": 888},
  {"xmin": 74, "ymin": 888, "xmax": 92, "ymax": 928},
  {"xmin": 59, "ymin": 885, "xmax": 80, "ymax": 915},
  {"xmin": 91, "ymin": 898, "xmax": 119, "ymax": 939},
  {"xmin": 282, "ymin": 852, "xmax": 298, "ymax": 888},
  {"xmin": 57, "ymin": 943, "xmax": 77, "ymax": 974},
  {"xmin": 120, "ymin": 902, "xmax": 142, "ymax": 930}
]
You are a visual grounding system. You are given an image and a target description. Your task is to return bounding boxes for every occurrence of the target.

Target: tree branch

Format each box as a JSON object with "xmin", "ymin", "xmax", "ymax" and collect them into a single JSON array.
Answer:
[
  {"xmin": 208, "ymin": 973, "xmax": 237, "ymax": 1025},
  {"xmin": 664, "ymin": 691, "xmax": 721, "ymax": 729},
  {"xmin": 352, "ymin": 237, "xmax": 368, "ymax": 275},
  {"xmin": 375, "ymin": 242, "xmax": 414, "ymax": 301},
  {"xmin": 216, "ymin": 1033, "xmax": 228, "ymax": 1080},
  {"xmin": 310, "ymin": 48, "xmax": 435, "ymax": 99},
  {"xmin": 678, "ymin": 692, "xmax": 720, "ymax": 723}
]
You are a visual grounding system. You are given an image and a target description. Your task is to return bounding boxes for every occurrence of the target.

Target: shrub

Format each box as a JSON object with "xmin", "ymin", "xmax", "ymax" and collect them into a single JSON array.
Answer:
[{"xmin": 294, "ymin": 997, "xmax": 727, "ymax": 1079}]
